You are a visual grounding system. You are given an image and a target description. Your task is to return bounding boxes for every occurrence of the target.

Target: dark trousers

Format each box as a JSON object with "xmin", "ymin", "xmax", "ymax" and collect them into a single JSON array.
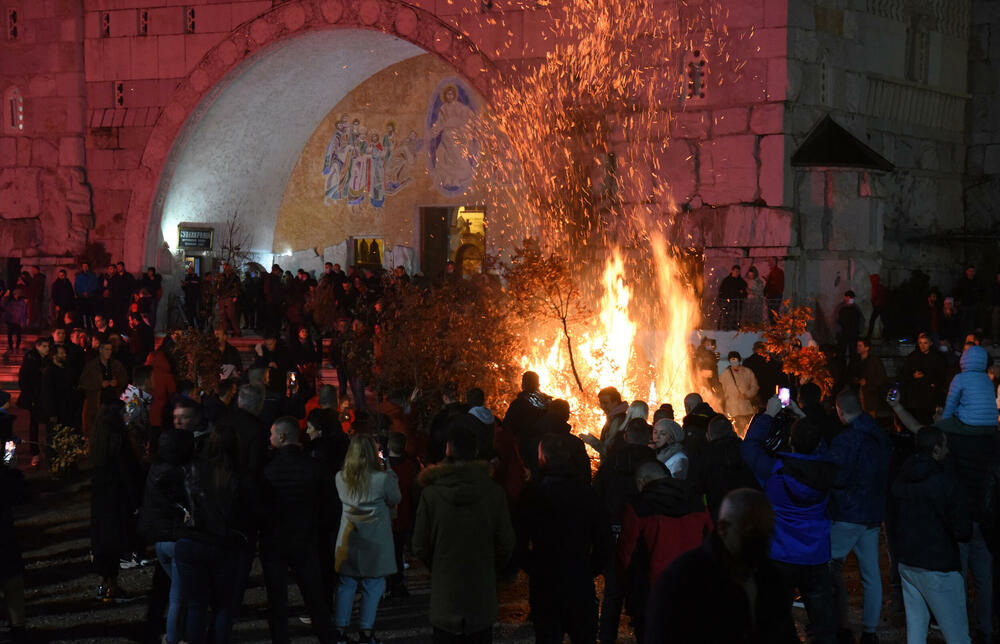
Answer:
[
  {"xmin": 219, "ymin": 301, "xmax": 239, "ymax": 336},
  {"xmin": 390, "ymin": 530, "xmax": 409, "ymax": 589},
  {"xmin": 6, "ymin": 323, "xmax": 21, "ymax": 351},
  {"xmin": 184, "ymin": 301, "xmax": 200, "ymax": 330},
  {"xmin": 532, "ymin": 588, "xmax": 598, "ymax": 644},
  {"xmin": 773, "ymin": 559, "xmax": 836, "ymax": 644},
  {"xmin": 145, "ymin": 558, "xmax": 171, "ymax": 642},
  {"xmin": 261, "ymin": 545, "xmax": 336, "ymax": 644},
  {"xmin": 174, "ymin": 538, "xmax": 240, "ymax": 644},
  {"xmin": 433, "ymin": 627, "xmax": 493, "ymax": 644},
  {"xmin": 78, "ymin": 297, "xmax": 94, "ymax": 330},
  {"xmin": 28, "ymin": 417, "xmax": 47, "ymax": 456},
  {"xmin": 336, "ymin": 366, "xmax": 349, "ymax": 399},
  {"xmin": 598, "ymin": 562, "xmax": 623, "ymax": 644}
]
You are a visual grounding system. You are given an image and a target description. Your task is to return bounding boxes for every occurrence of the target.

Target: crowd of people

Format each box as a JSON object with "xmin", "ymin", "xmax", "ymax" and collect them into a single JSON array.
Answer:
[{"xmin": 2, "ymin": 258, "xmax": 1000, "ymax": 644}]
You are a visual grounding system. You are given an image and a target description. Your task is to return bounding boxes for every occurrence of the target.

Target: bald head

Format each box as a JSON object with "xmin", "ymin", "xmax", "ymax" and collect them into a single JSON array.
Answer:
[
  {"xmin": 717, "ymin": 489, "xmax": 774, "ymax": 570},
  {"xmin": 835, "ymin": 389, "xmax": 863, "ymax": 424},
  {"xmin": 269, "ymin": 416, "xmax": 300, "ymax": 448},
  {"xmin": 635, "ymin": 460, "xmax": 669, "ymax": 491}
]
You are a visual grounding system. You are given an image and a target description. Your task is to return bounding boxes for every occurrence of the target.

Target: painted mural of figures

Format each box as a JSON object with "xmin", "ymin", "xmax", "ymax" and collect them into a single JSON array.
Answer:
[
  {"xmin": 368, "ymin": 131, "xmax": 387, "ymax": 208},
  {"xmin": 322, "ymin": 116, "xmax": 418, "ymax": 207},
  {"xmin": 426, "ymin": 80, "xmax": 479, "ymax": 195},
  {"xmin": 385, "ymin": 130, "xmax": 419, "ymax": 195},
  {"xmin": 323, "ymin": 115, "xmax": 350, "ymax": 202},
  {"xmin": 339, "ymin": 120, "xmax": 362, "ymax": 201},
  {"xmin": 347, "ymin": 129, "xmax": 373, "ymax": 206}
]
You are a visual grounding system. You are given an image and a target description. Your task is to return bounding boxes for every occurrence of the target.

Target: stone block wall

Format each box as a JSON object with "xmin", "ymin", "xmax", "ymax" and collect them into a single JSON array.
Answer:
[
  {"xmin": 781, "ymin": 0, "xmax": 975, "ymax": 340},
  {"xmin": 0, "ymin": 0, "xmax": 92, "ymax": 265},
  {"xmin": 966, "ymin": 0, "xmax": 1000, "ymax": 260}
]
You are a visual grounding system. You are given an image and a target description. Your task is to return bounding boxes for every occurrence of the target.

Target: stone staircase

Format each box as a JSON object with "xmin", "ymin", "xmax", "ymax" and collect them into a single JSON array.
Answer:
[{"xmin": 0, "ymin": 333, "xmax": 340, "ymax": 395}]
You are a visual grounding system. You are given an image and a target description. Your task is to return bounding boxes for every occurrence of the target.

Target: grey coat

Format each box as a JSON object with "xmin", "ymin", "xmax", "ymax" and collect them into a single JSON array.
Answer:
[{"xmin": 334, "ymin": 469, "xmax": 401, "ymax": 577}]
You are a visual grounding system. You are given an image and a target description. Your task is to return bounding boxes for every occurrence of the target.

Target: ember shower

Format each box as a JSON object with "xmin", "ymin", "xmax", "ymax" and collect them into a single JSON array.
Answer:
[{"xmin": 476, "ymin": 0, "xmax": 746, "ymax": 432}]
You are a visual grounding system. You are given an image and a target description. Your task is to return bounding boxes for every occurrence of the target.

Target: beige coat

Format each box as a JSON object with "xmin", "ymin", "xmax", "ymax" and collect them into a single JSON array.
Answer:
[
  {"xmin": 334, "ymin": 469, "xmax": 401, "ymax": 578},
  {"xmin": 721, "ymin": 366, "xmax": 760, "ymax": 417}
]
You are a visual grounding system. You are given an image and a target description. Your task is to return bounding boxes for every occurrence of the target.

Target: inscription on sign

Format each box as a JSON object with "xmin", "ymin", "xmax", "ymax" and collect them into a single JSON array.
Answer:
[{"xmin": 178, "ymin": 228, "xmax": 213, "ymax": 250}]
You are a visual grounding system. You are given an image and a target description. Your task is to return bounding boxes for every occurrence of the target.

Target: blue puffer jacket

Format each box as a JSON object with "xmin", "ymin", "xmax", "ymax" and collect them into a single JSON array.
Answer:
[
  {"xmin": 943, "ymin": 346, "xmax": 998, "ymax": 427},
  {"xmin": 741, "ymin": 414, "xmax": 837, "ymax": 565},
  {"xmin": 828, "ymin": 413, "xmax": 892, "ymax": 524}
]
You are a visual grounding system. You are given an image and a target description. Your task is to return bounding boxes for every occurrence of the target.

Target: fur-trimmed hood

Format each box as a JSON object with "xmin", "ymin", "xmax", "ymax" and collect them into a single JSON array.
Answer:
[{"xmin": 418, "ymin": 460, "xmax": 494, "ymax": 507}]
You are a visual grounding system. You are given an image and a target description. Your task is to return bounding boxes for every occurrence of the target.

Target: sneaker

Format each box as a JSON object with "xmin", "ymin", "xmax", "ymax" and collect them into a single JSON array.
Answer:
[
  {"xmin": 103, "ymin": 581, "xmax": 132, "ymax": 604},
  {"xmin": 119, "ymin": 556, "xmax": 141, "ymax": 570},
  {"xmin": 358, "ymin": 632, "xmax": 382, "ymax": 644},
  {"xmin": 298, "ymin": 616, "xmax": 312, "ymax": 625}
]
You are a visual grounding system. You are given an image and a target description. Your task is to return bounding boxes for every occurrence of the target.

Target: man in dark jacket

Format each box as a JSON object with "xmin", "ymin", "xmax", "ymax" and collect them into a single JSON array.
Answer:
[
  {"xmin": 901, "ymin": 332, "xmax": 948, "ymax": 425},
  {"xmin": 0, "ymin": 458, "xmax": 29, "ymax": 643},
  {"xmin": 742, "ymin": 341, "xmax": 784, "ymax": 405},
  {"xmin": 892, "ymin": 426, "xmax": 972, "ymax": 643},
  {"xmin": 701, "ymin": 415, "xmax": 759, "ymax": 521},
  {"xmin": 617, "ymin": 461, "xmax": 712, "ymax": 643},
  {"xmin": 17, "ymin": 337, "xmax": 49, "ymax": 468},
  {"xmin": 516, "ymin": 433, "xmax": 613, "ymax": 644},
  {"xmin": 645, "ymin": 488, "xmax": 798, "ymax": 644},
  {"xmin": 847, "ymin": 338, "xmax": 886, "ymax": 417},
  {"xmin": 836, "ymin": 290, "xmax": 864, "ymax": 361},
  {"xmin": 829, "ymin": 390, "xmax": 891, "ymax": 644},
  {"xmin": 412, "ymin": 425, "xmax": 515, "ymax": 643},
  {"xmin": 503, "ymin": 371, "xmax": 552, "ymax": 463},
  {"xmin": 592, "ymin": 420, "xmax": 655, "ymax": 644},
  {"xmin": 260, "ymin": 417, "xmax": 338, "ymax": 644},
  {"xmin": 717, "ymin": 265, "xmax": 747, "ymax": 330},
  {"xmin": 126, "ymin": 313, "xmax": 154, "ymax": 368},
  {"xmin": 40, "ymin": 343, "xmax": 76, "ymax": 434},
  {"xmin": 426, "ymin": 385, "xmax": 469, "ymax": 464},
  {"xmin": 50, "ymin": 268, "xmax": 75, "ymax": 324},
  {"xmin": 742, "ymin": 402, "xmax": 837, "ymax": 644}
]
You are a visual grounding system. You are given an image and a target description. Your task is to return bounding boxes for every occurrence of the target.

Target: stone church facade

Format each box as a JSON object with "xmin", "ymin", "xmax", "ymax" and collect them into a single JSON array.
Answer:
[{"xmin": 0, "ymin": 0, "xmax": 997, "ymax": 337}]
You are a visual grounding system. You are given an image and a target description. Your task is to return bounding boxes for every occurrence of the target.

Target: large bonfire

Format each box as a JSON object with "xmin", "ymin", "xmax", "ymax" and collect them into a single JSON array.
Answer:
[{"xmin": 476, "ymin": 0, "xmax": 746, "ymax": 431}]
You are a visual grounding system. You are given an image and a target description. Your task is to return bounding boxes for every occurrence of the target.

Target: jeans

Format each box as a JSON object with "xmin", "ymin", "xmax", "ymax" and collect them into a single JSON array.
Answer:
[
  {"xmin": 334, "ymin": 575, "xmax": 385, "ymax": 631},
  {"xmin": 958, "ymin": 522, "xmax": 993, "ymax": 637},
  {"xmin": 772, "ymin": 559, "xmax": 836, "ymax": 644},
  {"xmin": 830, "ymin": 521, "xmax": 882, "ymax": 632},
  {"xmin": 174, "ymin": 538, "xmax": 240, "ymax": 644},
  {"xmin": 155, "ymin": 541, "xmax": 182, "ymax": 644},
  {"xmin": 898, "ymin": 563, "xmax": 971, "ymax": 644}
]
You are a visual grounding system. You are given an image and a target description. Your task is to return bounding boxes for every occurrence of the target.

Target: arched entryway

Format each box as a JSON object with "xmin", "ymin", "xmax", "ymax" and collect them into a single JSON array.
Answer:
[{"xmin": 123, "ymin": 0, "xmax": 495, "ymax": 269}]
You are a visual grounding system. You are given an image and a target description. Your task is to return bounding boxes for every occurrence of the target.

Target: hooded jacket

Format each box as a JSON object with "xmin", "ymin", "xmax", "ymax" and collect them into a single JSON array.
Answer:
[
  {"xmin": 742, "ymin": 414, "xmax": 837, "ymax": 565},
  {"xmin": 618, "ymin": 477, "xmax": 713, "ymax": 587},
  {"xmin": 412, "ymin": 461, "xmax": 514, "ymax": 635},
  {"xmin": 892, "ymin": 453, "xmax": 970, "ymax": 572},
  {"xmin": 828, "ymin": 412, "xmax": 891, "ymax": 524},
  {"xmin": 942, "ymin": 346, "xmax": 998, "ymax": 428}
]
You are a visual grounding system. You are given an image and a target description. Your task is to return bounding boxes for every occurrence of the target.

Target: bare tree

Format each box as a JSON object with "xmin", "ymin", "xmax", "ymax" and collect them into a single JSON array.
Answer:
[{"xmin": 215, "ymin": 211, "xmax": 256, "ymax": 270}]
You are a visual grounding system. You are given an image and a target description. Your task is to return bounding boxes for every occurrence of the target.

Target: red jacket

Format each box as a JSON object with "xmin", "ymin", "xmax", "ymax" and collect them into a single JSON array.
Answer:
[{"xmin": 618, "ymin": 478, "xmax": 714, "ymax": 587}]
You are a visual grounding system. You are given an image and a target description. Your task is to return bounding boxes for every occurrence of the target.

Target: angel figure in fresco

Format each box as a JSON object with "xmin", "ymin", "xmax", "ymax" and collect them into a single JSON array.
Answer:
[
  {"xmin": 339, "ymin": 119, "xmax": 363, "ymax": 202},
  {"xmin": 323, "ymin": 115, "xmax": 350, "ymax": 202},
  {"xmin": 427, "ymin": 83, "xmax": 479, "ymax": 195}
]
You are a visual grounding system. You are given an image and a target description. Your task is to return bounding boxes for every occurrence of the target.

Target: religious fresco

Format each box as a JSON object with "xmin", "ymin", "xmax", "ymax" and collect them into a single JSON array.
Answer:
[
  {"xmin": 275, "ymin": 55, "xmax": 488, "ymax": 256},
  {"xmin": 426, "ymin": 78, "xmax": 481, "ymax": 196},
  {"xmin": 322, "ymin": 116, "xmax": 421, "ymax": 208}
]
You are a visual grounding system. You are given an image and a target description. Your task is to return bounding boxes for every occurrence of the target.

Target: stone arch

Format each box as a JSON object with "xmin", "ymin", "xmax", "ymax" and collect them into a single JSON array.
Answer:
[{"xmin": 125, "ymin": 0, "xmax": 497, "ymax": 269}]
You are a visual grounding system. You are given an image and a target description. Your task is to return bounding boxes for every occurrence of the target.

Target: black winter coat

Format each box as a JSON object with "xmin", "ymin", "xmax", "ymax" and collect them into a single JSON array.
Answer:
[
  {"xmin": 515, "ymin": 465, "xmax": 612, "ymax": 609},
  {"xmin": 891, "ymin": 453, "xmax": 971, "ymax": 572},
  {"xmin": 645, "ymin": 533, "xmax": 799, "ymax": 644},
  {"xmin": 593, "ymin": 442, "xmax": 656, "ymax": 527},
  {"xmin": 259, "ymin": 445, "xmax": 337, "ymax": 552},
  {"xmin": 946, "ymin": 432, "xmax": 1000, "ymax": 523},
  {"xmin": 700, "ymin": 435, "xmax": 760, "ymax": 521},
  {"xmin": 0, "ymin": 465, "xmax": 29, "ymax": 579},
  {"xmin": 17, "ymin": 349, "xmax": 46, "ymax": 413},
  {"xmin": 40, "ymin": 362, "xmax": 76, "ymax": 425},
  {"xmin": 138, "ymin": 430, "xmax": 195, "ymax": 543},
  {"xmin": 90, "ymin": 420, "xmax": 145, "ymax": 555}
]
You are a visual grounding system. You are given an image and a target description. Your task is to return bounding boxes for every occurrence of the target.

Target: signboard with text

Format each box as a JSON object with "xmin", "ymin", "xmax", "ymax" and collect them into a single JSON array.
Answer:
[{"xmin": 178, "ymin": 227, "xmax": 213, "ymax": 251}]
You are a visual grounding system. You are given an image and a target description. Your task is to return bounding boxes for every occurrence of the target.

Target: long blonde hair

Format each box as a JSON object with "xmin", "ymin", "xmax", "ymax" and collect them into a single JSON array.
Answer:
[{"xmin": 341, "ymin": 434, "xmax": 378, "ymax": 500}]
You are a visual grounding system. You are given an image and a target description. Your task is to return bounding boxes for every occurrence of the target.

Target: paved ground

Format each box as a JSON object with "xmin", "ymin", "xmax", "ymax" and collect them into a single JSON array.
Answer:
[{"xmin": 3, "ymin": 456, "xmax": 935, "ymax": 644}]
